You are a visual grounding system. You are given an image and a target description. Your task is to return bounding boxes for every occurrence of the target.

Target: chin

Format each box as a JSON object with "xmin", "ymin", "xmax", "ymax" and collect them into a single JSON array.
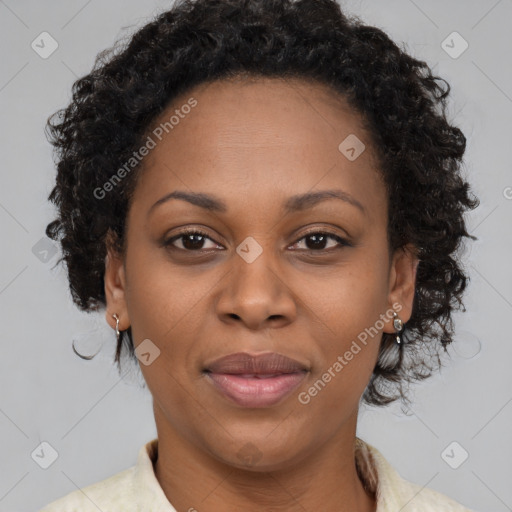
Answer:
[{"xmin": 207, "ymin": 430, "xmax": 309, "ymax": 472}]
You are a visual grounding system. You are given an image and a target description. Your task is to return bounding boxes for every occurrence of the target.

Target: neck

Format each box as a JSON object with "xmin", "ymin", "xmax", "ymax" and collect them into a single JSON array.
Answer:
[{"xmin": 152, "ymin": 409, "xmax": 376, "ymax": 512}]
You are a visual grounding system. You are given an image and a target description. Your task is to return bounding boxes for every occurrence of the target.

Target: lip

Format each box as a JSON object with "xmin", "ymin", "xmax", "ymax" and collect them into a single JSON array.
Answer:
[
  {"xmin": 204, "ymin": 352, "xmax": 309, "ymax": 408},
  {"xmin": 205, "ymin": 352, "xmax": 309, "ymax": 374}
]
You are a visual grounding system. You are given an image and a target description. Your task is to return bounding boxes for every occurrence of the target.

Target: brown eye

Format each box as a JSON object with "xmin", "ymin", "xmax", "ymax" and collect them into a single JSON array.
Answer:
[
  {"xmin": 163, "ymin": 229, "xmax": 351, "ymax": 254},
  {"xmin": 290, "ymin": 231, "xmax": 351, "ymax": 252},
  {"xmin": 164, "ymin": 230, "xmax": 221, "ymax": 251}
]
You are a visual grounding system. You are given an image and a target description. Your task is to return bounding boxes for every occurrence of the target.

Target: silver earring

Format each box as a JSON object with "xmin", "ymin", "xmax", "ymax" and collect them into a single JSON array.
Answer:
[
  {"xmin": 112, "ymin": 313, "xmax": 121, "ymax": 343},
  {"xmin": 393, "ymin": 311, "xmax": 404, "ymax": 345}
]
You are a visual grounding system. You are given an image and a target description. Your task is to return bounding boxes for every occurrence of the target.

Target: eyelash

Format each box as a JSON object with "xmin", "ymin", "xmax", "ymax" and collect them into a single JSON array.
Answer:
[{"xmin": 164, "ymin": 228, "xmax": 352, "ymax": 254}]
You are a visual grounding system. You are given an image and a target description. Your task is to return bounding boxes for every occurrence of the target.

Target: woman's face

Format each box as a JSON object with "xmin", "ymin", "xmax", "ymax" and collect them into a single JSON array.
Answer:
[{"xmin": 105, "ymin": 77, "xmax": 418, "ymax": 470}]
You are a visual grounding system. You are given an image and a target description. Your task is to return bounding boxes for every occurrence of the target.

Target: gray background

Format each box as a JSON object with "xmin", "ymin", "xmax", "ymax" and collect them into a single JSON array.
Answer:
[{"xmin": 0, "ymin": 0, "xmax": 511, "ymax": 511}]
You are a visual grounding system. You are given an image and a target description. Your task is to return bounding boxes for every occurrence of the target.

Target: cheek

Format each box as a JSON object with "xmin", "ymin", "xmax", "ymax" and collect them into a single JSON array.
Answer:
[
  {"xmin": 123, "ymin": 260, "xmax": 204, "ymax": 418},
  {"xmin": 122, "ymin": 256, "xmax": 208, "ymax": 395},
  {"xmin": 299, "ymin": 257, "xmax": 390, "ymax": 338},
  {"xmin": 296, "ymin": 257, "xmax": 389, "ymax": 395},
  {"xmin": 297, "ymin": 275, "xmax": 387, "ymax": 416},
  {"xmin": 124, "ymin": 244, "xmax": 205, "ymax": 339}
]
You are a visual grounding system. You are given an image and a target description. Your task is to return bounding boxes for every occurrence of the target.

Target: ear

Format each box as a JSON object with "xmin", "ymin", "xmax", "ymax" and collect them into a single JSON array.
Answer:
[
  {"xmin": 104, "ymin": 234, "xmax": 130, "ymax": 332},
  {"xmin": 383, "ymin": 243, "xmax": 419, "ymax": 333}
]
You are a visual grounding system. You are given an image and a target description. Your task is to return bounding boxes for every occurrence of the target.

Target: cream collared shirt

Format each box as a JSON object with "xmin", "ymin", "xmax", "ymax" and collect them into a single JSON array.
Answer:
[{"xmin": 40, "ymin": 437, "xmax": 475, "ymax": 511}]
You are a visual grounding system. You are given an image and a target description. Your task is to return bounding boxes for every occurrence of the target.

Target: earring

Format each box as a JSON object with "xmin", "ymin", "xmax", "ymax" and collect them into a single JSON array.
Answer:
[
  {"xmin": 112, "ymin": 313, "xmax": 121, "ymax": 344},
  {"xmin": 393, "ymin": 311, "xmax": 404, "ymax": 345}
]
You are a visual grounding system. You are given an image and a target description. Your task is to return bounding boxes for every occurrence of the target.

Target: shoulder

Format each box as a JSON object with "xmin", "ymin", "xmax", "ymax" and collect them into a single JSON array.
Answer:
[
  {"xmin": 39, "ymin": 438, "xmax": 173, "ymax": 512},
  {"xmin": 355, "ymin": 437, "xmax": 476, "ymax": 512},
  {"xmin": 38, "ymin": 466, "xmax": 137, "ymax": 512},
  {"xmin": 391, "ymin": 477, "xmax": 476, "ymax": 511}
]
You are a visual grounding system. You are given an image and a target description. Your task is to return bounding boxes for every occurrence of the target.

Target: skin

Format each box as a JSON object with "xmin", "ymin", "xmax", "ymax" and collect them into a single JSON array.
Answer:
[{"xmin": 104, "ymin": 76, "xmax": 418, "ymax": 512}]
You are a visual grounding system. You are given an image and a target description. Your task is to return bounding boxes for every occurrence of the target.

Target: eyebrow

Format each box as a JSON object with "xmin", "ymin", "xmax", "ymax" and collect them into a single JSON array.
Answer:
[{"xmin": 147, "ymin": 188, "xmax": 366, "ymax": 217}]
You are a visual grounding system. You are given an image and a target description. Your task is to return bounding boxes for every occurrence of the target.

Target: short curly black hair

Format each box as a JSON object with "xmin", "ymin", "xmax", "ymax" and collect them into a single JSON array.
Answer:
[{"xmin": 45, "ymin": 0, "xmax": 479, "ymax": 407}]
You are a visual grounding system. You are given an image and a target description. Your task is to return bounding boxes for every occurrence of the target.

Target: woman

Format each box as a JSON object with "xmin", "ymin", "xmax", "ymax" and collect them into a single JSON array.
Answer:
[{"xmin": 40, "ymin": 0, "xmax": 479, "ymax": 510}]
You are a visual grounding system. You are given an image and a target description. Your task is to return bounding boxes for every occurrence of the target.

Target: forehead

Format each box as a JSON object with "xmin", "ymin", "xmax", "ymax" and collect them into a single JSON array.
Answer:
[
  {"xmin": 131, "ymin": 76, "xmax": 386, "ymax": 221},
  {"xmin": 149, "ymin": 76, "xmax": 369, "ymax": 151}
]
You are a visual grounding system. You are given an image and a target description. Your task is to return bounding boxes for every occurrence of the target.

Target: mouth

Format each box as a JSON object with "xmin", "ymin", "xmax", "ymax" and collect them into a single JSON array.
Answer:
[{"xmin": 203, "ymin": 352, "xmax": 309, "ymax": 408}]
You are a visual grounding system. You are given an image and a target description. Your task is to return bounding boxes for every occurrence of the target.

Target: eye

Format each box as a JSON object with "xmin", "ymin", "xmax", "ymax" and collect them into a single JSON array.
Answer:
[
  {"xmin": 164, "ymin": 229, "xmax": 222, "ymax": 251},
  {"xmin": 164, "ymin": 228, "xmax": 351, "ymax": 253},
  {"xmin": 289, "ymin": 230, "xmax": 351, "ymax": 252}
]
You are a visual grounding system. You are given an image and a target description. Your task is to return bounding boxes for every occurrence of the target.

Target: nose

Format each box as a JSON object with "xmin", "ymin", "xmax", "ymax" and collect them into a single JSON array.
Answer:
[{"xmin": 215, "ymin": 242, "xmax": 297, "ymax": 330}]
